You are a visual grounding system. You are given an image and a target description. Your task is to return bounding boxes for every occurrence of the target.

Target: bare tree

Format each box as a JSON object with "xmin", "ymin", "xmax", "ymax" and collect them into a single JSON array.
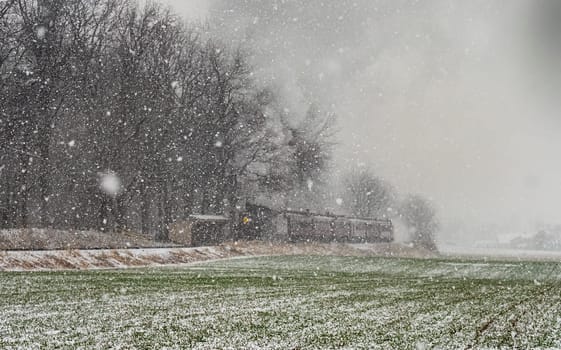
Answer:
[
  {"xmin": 0, "ymin": 0, "xmax": 338, "ymax": 245},
  {"xmin": 269, "ymin": 103, "xmax": 337, "ymax": 210},
  {"xmin": 0, "ymin": 0, "xmax": 18, "ymax": 68},
  {"xmin": 287, "ymin": 104, "xmax": 336, "ymax": 186},
  {"xmin": 342, "ymin": 168, "xmax": 396, "ymax": 218},
  {"xmin": 400, "ymin": 194, "xmax": 439, "ymax": 251}
]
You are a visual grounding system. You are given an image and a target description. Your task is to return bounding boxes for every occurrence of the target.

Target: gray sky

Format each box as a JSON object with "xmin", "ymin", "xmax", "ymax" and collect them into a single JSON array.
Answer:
[{"xmin": 163, "ymin": 0, "xmax": 561, "ymax": 237}]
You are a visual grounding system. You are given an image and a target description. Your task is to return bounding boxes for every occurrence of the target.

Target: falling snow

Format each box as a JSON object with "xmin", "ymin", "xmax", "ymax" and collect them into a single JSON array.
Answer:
[
  {"xmin": 99, "ymin": 172, "xmax": 122, "ymax": 197},
  {"xmin": 2, "ymin": 1, "xmax": 561, "ymax": 348}
]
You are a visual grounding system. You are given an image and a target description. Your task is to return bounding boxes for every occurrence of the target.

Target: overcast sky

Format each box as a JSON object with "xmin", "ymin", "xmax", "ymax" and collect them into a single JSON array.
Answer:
[{"xmin": 162, "ymin": 0, "xmax": 561, "ymax": 237}]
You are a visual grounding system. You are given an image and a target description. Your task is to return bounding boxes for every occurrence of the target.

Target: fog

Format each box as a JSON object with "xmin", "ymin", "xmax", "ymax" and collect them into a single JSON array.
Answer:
[{"xmin": 163, "ymin": 0, "xmax": 561, "ymax": 242}]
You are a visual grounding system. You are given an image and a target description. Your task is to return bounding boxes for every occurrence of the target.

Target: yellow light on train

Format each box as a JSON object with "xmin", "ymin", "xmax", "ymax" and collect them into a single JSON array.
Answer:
[{"xmin": 242, "ymin": 216, "xmax": 251, "ymax": 224}]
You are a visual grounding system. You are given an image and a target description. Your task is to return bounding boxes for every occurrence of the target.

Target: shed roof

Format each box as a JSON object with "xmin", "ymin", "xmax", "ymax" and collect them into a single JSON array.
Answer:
[{"xmin": 189, "ymin": 214, "xmax": 229, "ymax": 222}]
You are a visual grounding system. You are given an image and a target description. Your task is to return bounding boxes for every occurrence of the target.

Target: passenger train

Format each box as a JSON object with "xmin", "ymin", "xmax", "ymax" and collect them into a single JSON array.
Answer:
[{"xmin": 236, "ymin": 204, "xmax": 394, "ymax": 243}]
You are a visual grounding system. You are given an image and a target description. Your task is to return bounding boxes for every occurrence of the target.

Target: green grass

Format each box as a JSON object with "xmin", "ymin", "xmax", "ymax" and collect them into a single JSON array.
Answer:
[{"xmin": 1, "ymin": 256, "xmax": 561, "ymax": 349}]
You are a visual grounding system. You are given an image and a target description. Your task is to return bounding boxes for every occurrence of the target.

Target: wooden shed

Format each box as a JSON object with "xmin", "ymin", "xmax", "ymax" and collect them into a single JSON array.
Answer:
[{"xmin": 169, "ymin": 215, "xmax": 229, "ymax": 247}]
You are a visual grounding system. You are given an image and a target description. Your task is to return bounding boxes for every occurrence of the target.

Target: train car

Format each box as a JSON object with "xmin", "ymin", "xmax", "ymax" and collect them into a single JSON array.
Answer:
[
  {"xmin": 312, "ymin": 215, "xmax": 336, "ymax": 242},
  {"xmin": 283, "ymin": 209, "xmax": 394, "ymax": 244},
  {"xmin": 332, "ymin": 218, "xmax": 352, "ymax": 242},
  {"xmin": 348, "ymin": 218, "xmax": 369, "ymax": 243},
  {"xmin": 286, "ymin": 212, "xmax": 314, "ymax": 242},
  {"xmin": 288, "ymin": 214, "xmax": 335, "ymax": 243},
  {"xmin": 376, "ymin": 219, "xmax": 394, "ymax": 242}
]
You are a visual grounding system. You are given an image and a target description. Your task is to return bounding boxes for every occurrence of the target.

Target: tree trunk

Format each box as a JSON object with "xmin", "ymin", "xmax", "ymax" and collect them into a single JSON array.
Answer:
[
  {"xmin": 140, "ymin": 183, "xmax": 151, "ymax": 235},
  {"xmin": 97, "ymin": 194, "xmax": 110, "ymax": 232},
  {"xmin": 113, "ymin": 195, "xmax": 128, "ymax": 232},
  {"xmin": 38, "ymin": 127, "xmax": 52, "ymax": 228},
  {"xmin": 156, "ymin": 184, "xmax": 172, "ymax": 241},
  {"xmin": 201, "ymin": 190, "xmax": 210, "ymax": 215}
]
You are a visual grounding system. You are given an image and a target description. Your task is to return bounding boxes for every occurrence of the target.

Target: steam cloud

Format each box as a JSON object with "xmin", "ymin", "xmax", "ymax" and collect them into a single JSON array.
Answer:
[{"xmin": 167, "ymin": 0, "xmax": 561, "ymax": 241}]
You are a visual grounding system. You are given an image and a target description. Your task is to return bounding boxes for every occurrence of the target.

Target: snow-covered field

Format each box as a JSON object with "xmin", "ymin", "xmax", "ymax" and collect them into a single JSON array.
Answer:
[
  {"xmin": 440, "ymin": 243, "xmax": 561, "ymax": 260},
  {"xmin": 1, "ymin": 255, "xmax": 561, "ymax": 349}
]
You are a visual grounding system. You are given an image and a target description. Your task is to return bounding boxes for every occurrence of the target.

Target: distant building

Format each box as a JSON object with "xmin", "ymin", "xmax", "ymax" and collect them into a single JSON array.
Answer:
[{"xmin": 169, "ymin": 215, "xmax": 229, "ymax": 246}]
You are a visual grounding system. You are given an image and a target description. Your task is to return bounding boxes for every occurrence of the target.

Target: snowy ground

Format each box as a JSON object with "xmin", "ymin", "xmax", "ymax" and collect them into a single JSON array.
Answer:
[
  {"xmin": 1, "ymin": 255, "xmax": 560, "ymax": 349},
  {"xmin": 440, "ymin": 243, "xmax": 561, "ymax": 261}
]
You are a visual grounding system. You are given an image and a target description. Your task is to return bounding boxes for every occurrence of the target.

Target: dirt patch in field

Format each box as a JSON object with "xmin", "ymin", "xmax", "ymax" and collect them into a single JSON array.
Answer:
[{"xmin": 0, "ymin": 241, "xmax": 436, "ymax": 271}]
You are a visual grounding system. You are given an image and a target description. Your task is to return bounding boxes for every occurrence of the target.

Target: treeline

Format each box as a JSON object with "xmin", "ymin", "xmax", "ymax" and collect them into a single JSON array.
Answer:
[
  {"xmin": 341, "ymin": 167, "xmax": 438, "ymax": 251},
  {"xmin": 0, "ymin": 0, "xmax": 334, "ymax": 238}
]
